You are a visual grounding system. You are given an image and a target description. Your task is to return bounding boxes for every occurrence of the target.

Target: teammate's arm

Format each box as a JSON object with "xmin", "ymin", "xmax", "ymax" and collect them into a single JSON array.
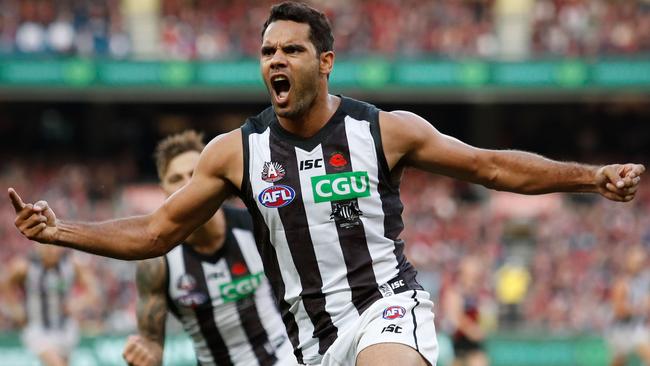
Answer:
[
  {"xmin": 68, "ymin": 259, "xmax": 101, "ymax": 319},
  {"xmin": 9, "ymin": 131, "xmax": 243, "ymax": 260},
  {"xmin": 0, "ymin": 258, "xmax": 28, "ymax": 326},
  {"xmin": 123, "ymin": 257, "xmax": 168, "ymax": 366},
  {"xmin": 611, "ymin": 279, "xmax": 633, "ymax": 319},
  {"xmin": 442, "ymin": 289, "xmax": 483, "ymax": 342},
  {"xmin": 380, "ymin": 111, "xmax": 645, "ymax": 201}
]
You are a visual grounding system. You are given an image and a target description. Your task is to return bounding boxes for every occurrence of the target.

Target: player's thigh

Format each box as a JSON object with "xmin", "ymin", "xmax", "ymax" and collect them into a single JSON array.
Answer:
[
  {"xmin": 465, "ymin": 351, "xmax": 489, "ymax": 366},
  {"xmin": 38, "ymin": 349, "xmax": 68, "ymax": 366},
  {"xmin": 356, "ymin": 343, "xmax": 429, "ymax": 366},
  {"xmin": 636, "ymin": 342, "xmax": 650, "ymax": 364}
]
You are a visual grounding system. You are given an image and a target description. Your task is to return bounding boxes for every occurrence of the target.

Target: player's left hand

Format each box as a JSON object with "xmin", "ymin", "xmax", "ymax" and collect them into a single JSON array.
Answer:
[{"xmin": 595, "ymin": 164, "xmax": 645, "ymax": 202}]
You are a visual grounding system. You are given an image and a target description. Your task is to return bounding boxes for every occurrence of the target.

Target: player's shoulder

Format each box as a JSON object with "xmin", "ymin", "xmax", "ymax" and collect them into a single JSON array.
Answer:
[
  {"xmin": 136, "ymin": 256, "xmax": 168, "ymax": 278},
  {"xmin": 6, "ymin": 256, "xmax": 29, "ymax": 282},
  {"xmin": 241, "ymin": 105, "xmax": 276, "ymax": 134},
  {"xmin": 223, "ymin": 204, "xmax": 254, "ymax": 231},
  {"xmin": 339, "ymin": 95, "xmax": 381, "ymax": 122}
]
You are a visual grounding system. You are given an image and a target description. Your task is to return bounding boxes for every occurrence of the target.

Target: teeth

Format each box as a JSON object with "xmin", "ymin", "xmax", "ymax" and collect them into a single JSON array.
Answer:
[{"xmin": 272, "ymin": 76, "xmax": 287, "ymax": 82}]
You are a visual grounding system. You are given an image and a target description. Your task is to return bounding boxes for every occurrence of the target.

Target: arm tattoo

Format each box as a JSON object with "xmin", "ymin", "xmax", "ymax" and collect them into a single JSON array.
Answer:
[{"xmin": 136, "ymin": 257, "xmax": 168, "ymax": 346}]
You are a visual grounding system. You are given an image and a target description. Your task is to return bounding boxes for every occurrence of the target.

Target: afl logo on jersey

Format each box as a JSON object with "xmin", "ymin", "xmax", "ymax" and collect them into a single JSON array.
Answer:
[
  {"xmin": 261, "ymin": 161, "xmax": 286, "ymax": 183},
  {"xmin": 178, "ymin": 292, "xmax": 208, "ymax": 307},
  {"xmin": 177, "ymin": 274, "xmax": 196, "ymax": 291},
  {"xmin": 382, "ymin": 306, "xmax": 406, "ymax": 320},
  {"xmin": 258, "ymin": 185, "xmax": 295, "ymax": 208}
]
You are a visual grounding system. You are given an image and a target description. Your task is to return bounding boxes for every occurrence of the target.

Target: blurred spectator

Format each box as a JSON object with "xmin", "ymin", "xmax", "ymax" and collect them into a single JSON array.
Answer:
[{"xmin": 3, "ymin": 0, "xmax": 648, "ymax": 60}]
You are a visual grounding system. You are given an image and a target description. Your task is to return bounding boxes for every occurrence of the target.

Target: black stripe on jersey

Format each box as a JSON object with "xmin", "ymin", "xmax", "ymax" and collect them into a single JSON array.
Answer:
[
  {"xmin": 222, "ymin": 225, "xmax": 278, "ymax": 366},
  {"xmin": 240, "ymin": 125, "xmax": 303, "ymax": 364},
  {"xmin": 270, "ymin": 131, "xmax": 338, "ymax": 356},
  {"xmin": 410, "ymin": 290, "xmax": 420, "ymax": 351},
  {"xmin": 322, "ymin": 120, "xmax": 382, "ymax": 315},
  {"xmin": 182, "ymin": 249, "xmax": 234, "ymax": 366},
  {"xmin": 39, "ymin": 268, "xmax": 50, "ymax": 329},
  {"xmin": 246, "ymin": 203, "xmax": 304, "ymax": 364}
]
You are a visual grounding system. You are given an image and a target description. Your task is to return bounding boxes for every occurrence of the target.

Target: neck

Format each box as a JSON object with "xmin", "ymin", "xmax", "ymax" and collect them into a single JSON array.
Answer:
[
  {"xmin": 277, "ymin": 92, "xmax": 340, "ymax": 138},
  {"xmin": 185, "ymin": 210, "xmax": 226, "ymax": 255}
]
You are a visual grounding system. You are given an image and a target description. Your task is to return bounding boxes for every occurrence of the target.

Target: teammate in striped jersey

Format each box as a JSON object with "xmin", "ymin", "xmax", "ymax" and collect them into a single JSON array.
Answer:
[
  {"xmin": 9, "ymin": 2, "xmax": 645, "ymax": 366},
  {"xmin": 121, "ymin": 131, "xmax": 294, "ymax": 366},
  {"xmin": 1, "ymin": 245, "xmax": 98, "ymax": 366}
]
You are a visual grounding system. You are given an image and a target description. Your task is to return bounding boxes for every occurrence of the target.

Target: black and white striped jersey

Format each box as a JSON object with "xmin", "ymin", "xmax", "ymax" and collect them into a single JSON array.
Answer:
[
  {"xmin": 239, "ymin": 96, "xmax": 422, "ymax": 365},
  {"xmin": 165, "ymin": 207, "xmax": 288, "ymax": 366},
  {"xmin": 24, "ymin": 253, "xmax": 75, "ymax": 330}
]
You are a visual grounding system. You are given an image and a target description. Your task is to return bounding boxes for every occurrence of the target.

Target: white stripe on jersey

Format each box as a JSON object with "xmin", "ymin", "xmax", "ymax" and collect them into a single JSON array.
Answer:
[
  {"xmin": 294, "ymin": 145, "xmax": 357, "ymax": 336},
  {"xmin": 25, "ymin": 265, "xmax": 41, "ymax": 326},
  {"xmin": 248, "ymin": 129, "xmax": 318, "ymax": 358},
  {"xmin": 344, "ymin": 115, "xmax": 400, "ymax": 285},
  {"xmin": 232, "ymin": 228, "xmax": 263, "ymax": 273}
]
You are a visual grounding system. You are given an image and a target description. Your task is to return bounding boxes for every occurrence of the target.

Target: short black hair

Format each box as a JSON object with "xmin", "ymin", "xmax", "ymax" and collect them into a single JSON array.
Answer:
[{"xmin": 261, "ymin": 1, "xmax": 334, "ymax": 54}]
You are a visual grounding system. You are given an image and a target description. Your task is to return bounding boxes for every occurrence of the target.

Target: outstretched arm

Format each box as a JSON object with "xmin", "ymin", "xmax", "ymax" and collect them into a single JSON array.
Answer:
[
  {"xmin": 9, "ymin": 131, "xmax": 243, "ymax": 260},
  {"xmin": 123, "ymin": 257, "xmax": 168, "ymax": 366},
  {"xmin": 380, "ymin": 111, "xmax": 644, "ymax": 201}
]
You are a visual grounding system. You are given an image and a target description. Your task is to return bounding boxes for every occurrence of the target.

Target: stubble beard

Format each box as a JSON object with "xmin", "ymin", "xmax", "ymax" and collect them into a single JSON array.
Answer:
[{"xmin": 274, "ymin": 68, "xmax": 320, "ymax": 120}]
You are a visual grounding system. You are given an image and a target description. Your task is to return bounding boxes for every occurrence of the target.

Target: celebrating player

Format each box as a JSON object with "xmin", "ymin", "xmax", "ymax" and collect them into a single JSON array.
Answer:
[{"xmin": 9, "ymin": 2, "xmax": 645, "ymax": 365}]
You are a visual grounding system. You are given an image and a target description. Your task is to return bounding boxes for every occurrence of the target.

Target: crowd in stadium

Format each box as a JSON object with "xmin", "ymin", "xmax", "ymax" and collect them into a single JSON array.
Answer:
[
  {"xmin": 2, "ymin": 157, "xmax": 649, "ymax": 336},
  {"xmin": 1, "ymin": 0, "xmax": 649, "ymax": 59}
]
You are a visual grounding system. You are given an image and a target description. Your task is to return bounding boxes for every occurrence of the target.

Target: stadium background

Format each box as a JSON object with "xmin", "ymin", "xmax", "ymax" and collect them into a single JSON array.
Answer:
[{"xmin": 0, "ymin": 0, "xmax": 649, "ymax": 365}]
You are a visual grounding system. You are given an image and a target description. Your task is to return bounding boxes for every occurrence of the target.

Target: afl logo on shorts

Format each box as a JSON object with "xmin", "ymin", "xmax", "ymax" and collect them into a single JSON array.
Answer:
[
  {"xmin": 383, "ymin": 306, "xmax": 406, "ymax": 320},
  {"xmin": 258, "ymin": 185, "xmax": 295, "ymax": 208}
]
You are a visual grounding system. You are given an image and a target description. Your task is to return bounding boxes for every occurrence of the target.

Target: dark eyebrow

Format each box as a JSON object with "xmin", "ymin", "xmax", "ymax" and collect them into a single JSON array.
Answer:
[
  {"xmin": 261, "ymin": 45, "xmax": 275, "ymax": 55},
  {"xmin": 283, "ymin": 44, "xmax": 307, "ymax": 53}
]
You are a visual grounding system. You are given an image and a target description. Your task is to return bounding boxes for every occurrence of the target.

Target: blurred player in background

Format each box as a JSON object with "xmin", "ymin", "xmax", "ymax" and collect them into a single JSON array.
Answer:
[
  {"xmin": 122, "ymin": 130, "xmax": 294, "ymax": 366},
  {"xmin": 606, "ymin": 246, "xmax": 650, "ymax": 366},
  {"xmin": 442, "ymin": 257, "xmax": 489, "ymax": 366},
  {"xmin": 0, "ymin": 245, "xmax": 98, "ymax": 366},
  {"xmin": 9, "ymin": 2, "xmax": 646, "ymax": 366}
]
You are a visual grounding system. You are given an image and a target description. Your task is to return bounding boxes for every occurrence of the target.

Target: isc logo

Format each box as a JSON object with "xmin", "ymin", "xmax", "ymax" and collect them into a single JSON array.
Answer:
[
  {"xmin": 382, "ymin": 305, "xmax": 406, "ymax": 320},
  {"xmin": 258, "ymin": 185, "xmax": 295, "ymax": 208}
]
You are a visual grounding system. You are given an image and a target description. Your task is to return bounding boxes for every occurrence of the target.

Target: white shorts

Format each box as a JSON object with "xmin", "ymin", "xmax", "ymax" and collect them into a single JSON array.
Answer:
[
  {"xmin": 606, "ymin": 321, "xmax": 650, "ymax": 356},
  {"xmin": 21, "ymin": 321, "xmax": 79, "ymax": 358},
  {"xmin": 316, "ymin": 290, "xmax": 438, "ymax": 366}
]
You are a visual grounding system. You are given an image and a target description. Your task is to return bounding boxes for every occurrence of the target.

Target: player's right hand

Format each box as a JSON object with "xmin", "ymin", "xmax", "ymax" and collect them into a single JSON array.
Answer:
[
  {"xmin": 122, "ymin": 335, "xmax": 162, "ymax": 366},
  {"xmin": 8, "ymin": 188, "xmax": 58, "ymax": 244}
]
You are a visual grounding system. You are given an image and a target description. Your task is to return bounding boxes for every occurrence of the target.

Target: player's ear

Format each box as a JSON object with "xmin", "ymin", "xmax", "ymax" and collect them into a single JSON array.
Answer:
[{"xmin": 319, "ymin": 51, "xmax": 335, "ymax": 77}]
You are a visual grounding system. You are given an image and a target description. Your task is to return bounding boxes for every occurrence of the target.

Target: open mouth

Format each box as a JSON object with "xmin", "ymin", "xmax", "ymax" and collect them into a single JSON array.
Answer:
[{"xmin": 271, "ymin": 75, "xmax": 291, "ymax": 104}]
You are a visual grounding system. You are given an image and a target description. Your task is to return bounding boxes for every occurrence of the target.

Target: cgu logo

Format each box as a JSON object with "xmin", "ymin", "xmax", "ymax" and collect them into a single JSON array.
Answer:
[
  {"xmin": 219, "ymin": 272, "xmax": 264, "ymax": 303},
  {"xmin": 258, "ymin": 185, "xmax": 295, "ymax": 208},
  {"xmin": 311, "ymin": 171, "xmax": 371, "ymax": 203}
]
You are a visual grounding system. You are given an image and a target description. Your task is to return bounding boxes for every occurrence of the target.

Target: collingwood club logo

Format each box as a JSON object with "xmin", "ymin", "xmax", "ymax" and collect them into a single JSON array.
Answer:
[
  {"xmin": 261, "ymin": 162, "xmax": 286, "ymax": 183},
  {"xmin": 330, "ymin": 200, "xmax": 363, "ymax": 228}
]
